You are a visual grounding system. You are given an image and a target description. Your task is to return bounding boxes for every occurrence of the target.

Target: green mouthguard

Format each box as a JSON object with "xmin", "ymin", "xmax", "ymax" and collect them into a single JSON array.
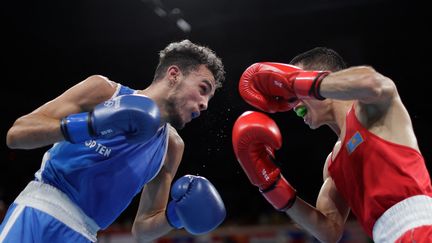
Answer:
[{"xmin": 295, "ymin": 107, "xmax": 307, "ymax": 118}]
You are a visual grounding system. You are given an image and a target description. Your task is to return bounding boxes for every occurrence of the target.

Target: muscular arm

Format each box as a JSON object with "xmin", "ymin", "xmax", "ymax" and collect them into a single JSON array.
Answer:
[
  {"xmin": 320, "ymin": 66, "xmax": 419, "ymax": 150},
  {"xmin": 320, "ymin": 66, "xmax": 396, "ymax": 107},
  {"xmin": 284, "ymin": 154, "xmax": 350, "ymax": 243},
  {"xmin": 6, "ymin": 75, "xmax": 117, "ymax": 149},
  {"xmin": 132, "ymin": 126, "xmax": 184, "ymax": 242}
]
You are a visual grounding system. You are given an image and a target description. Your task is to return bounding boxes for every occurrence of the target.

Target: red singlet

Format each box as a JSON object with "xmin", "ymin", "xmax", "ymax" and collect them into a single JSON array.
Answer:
[{"xmin": 328, "ymin": 106, "xmax": 432, "ymax": 237}]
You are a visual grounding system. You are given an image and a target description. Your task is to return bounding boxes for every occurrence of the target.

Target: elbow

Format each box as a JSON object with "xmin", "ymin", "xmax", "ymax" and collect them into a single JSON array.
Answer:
[
  {"xmin": 6, "ymin": 127, "xmax": 21, "ymax": 149},
  {"xmin": 131, "ymin": 223, "xmax": 142, "ymax": 240},
  {"xmin": 319, "ymin": 229, "xmax": 344, "ymax": 243},
  {"xmin": 313, "ymin": 218, "xmax": 345, "ymax": 243},
  {"xmin": 6, "ymin": 123, "xmax": 34, "ymax": 150},
  {"xmin": 131, "ymin": 221, "xmax": 155, "ymax": 243},
  {"xmin": 328, "ymin": 223, "xmax": 345, "ymax": 243},
  {"xmin": 328, "ymin": 232, "xmax": 344, "ymax": 243},
  {"xmin": 6, "ymin": 116, "xmax": 30, "ymax": 149},
  {"xmin": 131, "ymin": 223, "xmax": 147, "ymax": 242}
]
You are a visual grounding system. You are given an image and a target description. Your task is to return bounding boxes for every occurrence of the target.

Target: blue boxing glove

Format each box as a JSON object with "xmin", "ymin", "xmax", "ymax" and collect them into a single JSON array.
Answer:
[
  {"xmin": 60, "ymin": 94, "xmax": 160, "ymax": 144},
  {"xmin": 166, "ymin": 175, "xmax": 226, "ymax": 235}
]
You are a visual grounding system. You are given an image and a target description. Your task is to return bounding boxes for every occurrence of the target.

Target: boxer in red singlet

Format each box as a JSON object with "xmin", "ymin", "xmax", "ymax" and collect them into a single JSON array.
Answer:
[{"xmin": 234, "ymin": 47, "xmax": 432, "ymax": 242}]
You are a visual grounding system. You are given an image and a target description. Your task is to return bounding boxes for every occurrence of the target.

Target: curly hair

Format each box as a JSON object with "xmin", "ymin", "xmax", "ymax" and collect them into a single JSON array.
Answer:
[{"xmin": 153, "ymin": 39, "xmax": 225, "ymax": 89}]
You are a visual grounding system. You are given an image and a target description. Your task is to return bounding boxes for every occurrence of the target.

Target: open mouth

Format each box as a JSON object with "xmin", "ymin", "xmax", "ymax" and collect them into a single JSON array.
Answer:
[
  {"xmin": 191, "ymin": 112, "xmax": 199, "ymax": 120},
  {"xmin": 294, "ymin": 106, "xmax": 307, "ymax": 118}
]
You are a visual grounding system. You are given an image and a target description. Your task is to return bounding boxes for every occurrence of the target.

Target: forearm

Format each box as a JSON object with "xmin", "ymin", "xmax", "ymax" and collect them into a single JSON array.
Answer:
[
  {"xmin": 285, "ymin": 197, "xmax": 344, "ymax": 243},
  {"xmin": 6, "ymin": 113, "xmax": 64, "ymax": 149},
  {"xmin": 319, "ymin": 66, "xmax": 395, "ymax": 103}
]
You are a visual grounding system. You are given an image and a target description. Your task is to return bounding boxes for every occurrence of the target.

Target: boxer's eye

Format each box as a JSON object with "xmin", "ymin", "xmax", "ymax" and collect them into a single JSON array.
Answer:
[{"xmin": 287, "ymin": 97, "xmax": 298, "ymax": 103}]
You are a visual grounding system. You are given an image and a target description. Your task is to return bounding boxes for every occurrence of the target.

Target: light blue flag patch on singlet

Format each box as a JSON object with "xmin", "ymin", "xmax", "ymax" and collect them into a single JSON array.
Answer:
[{"xmin": 346, "ymin": 131, "xmax": 364, "ymax": 154}]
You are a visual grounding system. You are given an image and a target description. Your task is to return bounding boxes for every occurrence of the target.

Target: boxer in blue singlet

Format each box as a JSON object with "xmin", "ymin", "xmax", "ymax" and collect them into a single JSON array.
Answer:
[{"xmin": 1, "ymin": 39, "xmax": 226, "ymax": 243}]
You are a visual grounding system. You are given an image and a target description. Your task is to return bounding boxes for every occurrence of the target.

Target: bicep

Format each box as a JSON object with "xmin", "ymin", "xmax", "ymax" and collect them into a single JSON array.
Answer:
[
  {"xmin": 319, "ymin": 154, "xmax": 350, "ymax": 227},
  {"xmin": 137, "ymin": 127, "xmax": 184, "ymax": 214},
  {"xmin": 316, "ymin": 177, "xmax": 350, "ymax": 228},
  {"xmin": 163, "ymin": 126, "xmax": 185, "ymax": 175}
]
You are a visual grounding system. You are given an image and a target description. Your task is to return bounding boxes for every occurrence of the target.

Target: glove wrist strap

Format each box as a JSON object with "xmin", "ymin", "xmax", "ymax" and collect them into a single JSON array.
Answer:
[
  {"xmin": 294, "ymin": 71, "xmax": 330, "ymax": 100},
  {"xmin": 261, "ymin": 175, "xmax": 297, "ymax": 211},
  {"xmin": 60, "ymin": 112, "xmax": 92, "ymax": 143}
]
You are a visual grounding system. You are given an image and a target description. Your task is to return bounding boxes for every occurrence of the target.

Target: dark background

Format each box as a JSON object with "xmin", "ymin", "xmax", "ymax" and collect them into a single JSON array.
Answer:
[{"xmin": 1, "ymin": 0, "xmax": 431, "ymax": 229}]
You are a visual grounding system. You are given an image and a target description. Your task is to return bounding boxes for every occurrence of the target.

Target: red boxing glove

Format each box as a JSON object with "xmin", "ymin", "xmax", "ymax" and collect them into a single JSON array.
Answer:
[
  {"xmin": 232, "ymin": 111, "xmax": 296, "ymax": 211},
  {"xmin": 239, "ymin": 62, "xmax": 330, "ymax": 113}
]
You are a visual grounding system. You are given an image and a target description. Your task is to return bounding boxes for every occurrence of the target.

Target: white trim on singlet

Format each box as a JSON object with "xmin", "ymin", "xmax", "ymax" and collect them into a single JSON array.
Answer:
[
  {"xmin": 109, "ymin": 81, "xmax": 122, "ymax": 98},
  {"xmin": 147, "ymin": 123, "xmax": 169, "ymax": 182},
  {"xmin": 34, "ymin": 148, "xmax": 51, "ymax": 181},
  {"xmin": 0, "ymin": 204, "xmax": 25, "ymax": 241},
  {"xmin": 13, "ymin": 181, "xmax": 100, "ymax": 242},
  {"xmin": 372, "ymin": 195, "xmax": 432, "ymax": 243}
]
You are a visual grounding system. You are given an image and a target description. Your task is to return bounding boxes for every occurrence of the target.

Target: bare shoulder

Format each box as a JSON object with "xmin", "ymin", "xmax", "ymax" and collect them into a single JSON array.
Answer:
[
  {"xmin": 82, "ymin": 75, "xmax": 116, "ymax": 87},
  {"xmin": 27, "ymin": 75, "xmax": 118, "ymax": 118},
  {"xmin": 322, "ymin": 139, "xmax": 343, "ymax": 181},
  {"xmin": 162, "ymin": 124, "xmax": 185, "ymax": 176},
  {"xmin": 57, "ymin": 75, "xmax": 118, "ymax": 111},
  {"xmin": 167, "ymin": 125, "xmax": 184, "ymax": 150},
  {"xmin": 322, "ymin": 151, "xmax": 334, "ymax": 181},
  {"xmin": 78, "ymin": 75, "xmax": 118, "ymax": 100}
]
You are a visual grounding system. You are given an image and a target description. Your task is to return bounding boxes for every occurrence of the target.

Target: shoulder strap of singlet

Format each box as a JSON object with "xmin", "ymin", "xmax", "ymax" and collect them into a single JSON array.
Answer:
[{"xmin": 111, "ymin": 83, "xmax": 136, "ymax": 98}]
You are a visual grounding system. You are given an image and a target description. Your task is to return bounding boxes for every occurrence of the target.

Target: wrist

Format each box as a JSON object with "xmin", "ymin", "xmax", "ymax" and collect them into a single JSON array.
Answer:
[
  {"xmin": 293, "ymin": 71, "xmax": 330, "ymax": 100},
  {"xmin": 260, "ymin": 175, "xmax": 297, "ymax": 211},
  {"xmin": 60, "ymin": 112, "xmax": 93, "ymax": 143}
]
